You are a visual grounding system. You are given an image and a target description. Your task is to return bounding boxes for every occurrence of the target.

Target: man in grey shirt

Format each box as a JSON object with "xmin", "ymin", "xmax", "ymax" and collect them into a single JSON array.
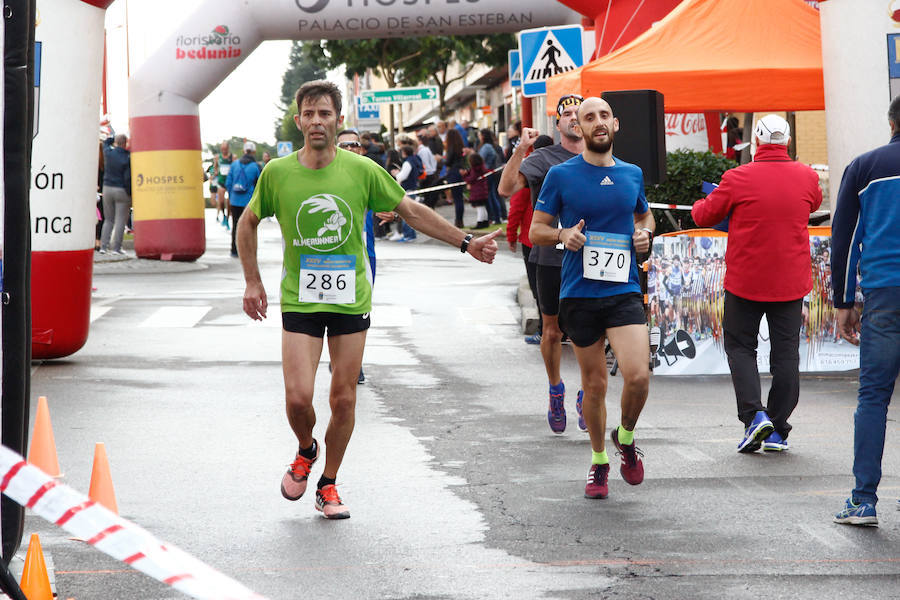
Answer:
[{"xmin": 499, "ymin": 94, "xmax": 585, "ymax": 434}]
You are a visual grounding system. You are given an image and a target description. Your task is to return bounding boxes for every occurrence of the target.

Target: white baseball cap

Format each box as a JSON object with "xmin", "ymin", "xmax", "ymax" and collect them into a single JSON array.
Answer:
[
  {"xmin": 754, "ymin": 114, "xmax": 790, "ymax": 145},
  {"xmin": 243, "ymin": 141, "xmax": 256, "ymax": 152}
]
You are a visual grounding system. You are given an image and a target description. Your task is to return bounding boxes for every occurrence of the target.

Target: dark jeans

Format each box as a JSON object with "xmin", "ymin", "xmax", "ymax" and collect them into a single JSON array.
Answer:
[
  {"xmin": 446, "ymin": 170, "xmax": 465, "ymax": 225},
  {"xmin": 723, "ymin": 291, "xmax": 802, "ymax": 436},
  {"xmin": 522, "ymin": 244, "xmax": 541, "ymax": 333},
  {"xmin": 853, "ymin": 287, "xmax": 900, "ymax": 504},
  {"xmin": 420, "ymin": 174, "xmax": 440, "ymax": 209},
  {"xmin": 230, "ymin": 204, "xmax": 245, "ymax": 254},
  {"xmin": 486, "ymin": 174, "xmax": 506, "ymax": 223}
]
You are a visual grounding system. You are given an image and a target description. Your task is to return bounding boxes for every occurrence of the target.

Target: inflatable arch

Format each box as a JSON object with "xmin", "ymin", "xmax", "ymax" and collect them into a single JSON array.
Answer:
[{"xmin": 128, "ymin": 0, "xmax": 578, "ymax": 261}]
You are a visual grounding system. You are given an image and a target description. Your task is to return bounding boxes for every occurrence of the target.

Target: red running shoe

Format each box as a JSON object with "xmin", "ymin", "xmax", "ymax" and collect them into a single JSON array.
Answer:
[
  {"xmin": 584, "ymin": 463, "xmax": 609, "ymax": 499},
  {"xmin": 280, "ymin": 441, "xmax": 318, "ymax": 501},
  {"xmin": 611, "ymin": 427, "xmax": 644, "ymax": 485},
  {"xmin": 315, "ymin": 484, "xmax": 350, "ymax": 519}
]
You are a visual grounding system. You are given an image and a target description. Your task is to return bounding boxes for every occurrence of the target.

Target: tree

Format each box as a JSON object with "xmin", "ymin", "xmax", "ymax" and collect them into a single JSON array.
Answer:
[
  {"xmin": 400, "ymin": 35, "xmax": 514, "ymax": 119},
  {"xmin": 274, "ymin": 42, "xmax": 328, "ymax": 143},
  {"xmin": 303, "ymin": 38, "xmax": 421, "ymax": 140}
]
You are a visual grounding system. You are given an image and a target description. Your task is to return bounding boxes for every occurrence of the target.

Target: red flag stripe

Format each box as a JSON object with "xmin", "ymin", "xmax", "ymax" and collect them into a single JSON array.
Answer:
[
  {"xmin": 26, "ymin": 480, "xmax": 59, "ymax": 508},
  {"xmin": 0, "ymin": 461, "xmax": 27, "ymax": 491},
  {"xmin": 55, "ymin": 500, "xmax": 96, "ymax": 526},
  {"xmin": 164, "ymin": 574, "xmax": 193, "ymax": 585},
  {"xmin": 86, "ymin": 524, "xmax": 124, "ymax": 546}
]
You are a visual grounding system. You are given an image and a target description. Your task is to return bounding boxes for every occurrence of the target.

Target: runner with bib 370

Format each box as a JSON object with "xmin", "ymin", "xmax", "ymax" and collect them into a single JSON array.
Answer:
[
  {"xmin": 237, "ymin": 81, "xmax": 501, "ymax": 520},
  {"xmin": 530, "ymin": 96, "xmax": 654, "ymax": 500}
]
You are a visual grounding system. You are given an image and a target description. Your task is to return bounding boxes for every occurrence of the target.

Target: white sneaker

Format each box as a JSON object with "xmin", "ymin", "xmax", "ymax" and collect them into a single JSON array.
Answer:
[{"xmin": 388, "ymin": 232, "xmax": 404, "ymax": 241}]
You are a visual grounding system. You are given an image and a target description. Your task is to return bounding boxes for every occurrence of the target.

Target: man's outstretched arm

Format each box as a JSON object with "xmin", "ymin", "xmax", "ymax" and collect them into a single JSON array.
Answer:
[{"xmin": 394, "ymin": 197, "xmax": 501, "ymax": 263}]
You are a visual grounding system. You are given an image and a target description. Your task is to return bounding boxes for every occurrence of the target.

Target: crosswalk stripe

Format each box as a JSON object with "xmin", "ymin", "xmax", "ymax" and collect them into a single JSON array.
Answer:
[
  {"xmin": 139, "ymin": 306, "xmax": 212, "ymax": 329},
  {"xmin": 90, "ymin": 306, "xmax": 112, "ymax": 323}
]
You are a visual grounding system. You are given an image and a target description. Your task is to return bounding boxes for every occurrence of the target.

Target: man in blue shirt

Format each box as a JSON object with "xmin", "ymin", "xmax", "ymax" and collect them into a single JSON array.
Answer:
[
  {"xmin": 831, "ymin": 95, "xmax": 900, "ymax": 526},
  {"xmin": 225, "ymin": 141, "xmax": 262, "ymax": 258},
  {"xmin": 531, "ymin": 96, "xmax": 654, "ymax": 501}
]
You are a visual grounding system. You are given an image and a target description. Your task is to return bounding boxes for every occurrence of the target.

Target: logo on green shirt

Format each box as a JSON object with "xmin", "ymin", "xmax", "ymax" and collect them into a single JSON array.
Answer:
[{"xmin": 294, "ymin": 193, "xmax": 354, "ymax": 252}]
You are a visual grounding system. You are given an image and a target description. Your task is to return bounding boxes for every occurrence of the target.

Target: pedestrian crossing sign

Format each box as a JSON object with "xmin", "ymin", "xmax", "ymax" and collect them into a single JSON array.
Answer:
[
  {"xmin": 509, "ymin": 50, "xmax": 521, "ymax": 88},
  {"xmin": 277, "ymin": 141, "xmax": 293, "ymax": 157},
  {"xmin": 518, "ymin": 25, "xmax": 585, "ymax": 98}
]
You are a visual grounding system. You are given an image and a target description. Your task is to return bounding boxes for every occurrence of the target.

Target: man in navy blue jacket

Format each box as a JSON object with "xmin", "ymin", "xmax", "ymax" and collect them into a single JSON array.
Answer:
[{"xmin": 831, "ymin": 95, "xmax": 900, "ymax": 527}]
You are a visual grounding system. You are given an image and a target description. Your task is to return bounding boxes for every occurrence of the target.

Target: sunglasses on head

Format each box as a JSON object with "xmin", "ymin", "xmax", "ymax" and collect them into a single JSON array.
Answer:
[{"xmin": 338, "ymin": 141, "xmax": 362, "ymax": 149}]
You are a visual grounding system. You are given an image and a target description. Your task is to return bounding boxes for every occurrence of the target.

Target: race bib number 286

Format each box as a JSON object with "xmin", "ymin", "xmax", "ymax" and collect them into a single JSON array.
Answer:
[
  {"xmin": 583, "ymin": 231, "xmax": 631, "ymax": 283},
  {"xmin": 299, "ymin": 255, "xmax": 356, "ymax": 304}
]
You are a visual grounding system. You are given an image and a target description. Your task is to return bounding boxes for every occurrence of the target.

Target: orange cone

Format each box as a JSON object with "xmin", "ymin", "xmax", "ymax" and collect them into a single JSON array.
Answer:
[
  {"xmin": 27, "ymin": 396, "xmax": 61, "ymax": 477},
  {"xmin": 88, "ymin": 443, "xmax": 118, "ymax": 514},
  {"xmin": 19, "ymin": 534, "xmax": 53, "ymax": 600}
]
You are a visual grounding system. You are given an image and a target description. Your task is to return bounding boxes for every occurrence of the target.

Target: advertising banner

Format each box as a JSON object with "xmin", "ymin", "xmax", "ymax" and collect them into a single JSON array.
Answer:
[{"xmin": 648, "ymin": 228, "xmax": 859, "ymax": 375}]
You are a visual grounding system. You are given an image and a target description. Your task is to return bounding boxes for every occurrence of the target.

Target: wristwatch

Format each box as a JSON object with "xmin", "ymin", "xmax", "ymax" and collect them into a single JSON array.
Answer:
[{"xmin": 460, "ymin": 233, "xmax": 474, "ymax": 253}]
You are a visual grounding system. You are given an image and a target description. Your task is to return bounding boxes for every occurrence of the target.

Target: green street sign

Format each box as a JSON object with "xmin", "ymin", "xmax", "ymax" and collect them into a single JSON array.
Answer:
[{"xmin": 359, "ymin": 86, "xmax": 438, "ymax": 104}]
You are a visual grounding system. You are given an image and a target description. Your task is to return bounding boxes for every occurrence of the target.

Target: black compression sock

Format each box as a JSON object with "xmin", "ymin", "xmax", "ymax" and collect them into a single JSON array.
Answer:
[
  {"xmin": 298, "ymin": 439, "xmax": 317, "ymax": 460},
  {"xmin": 317, "ymin": 475, "xmax": 336, "ymax": 489}
]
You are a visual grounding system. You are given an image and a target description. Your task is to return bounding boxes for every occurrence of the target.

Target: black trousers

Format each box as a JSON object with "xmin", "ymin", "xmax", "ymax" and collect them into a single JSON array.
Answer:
[
  {"xmin": 230, "ymin": 204, "xmax": 245, "ymax": 255},
  {"xmin": 723, "ymin": 290, "xmax": 802, "ymax": 437},
  {"xmin": 522, "ymin": 244, "xmax": 541, "ymax": 333}
]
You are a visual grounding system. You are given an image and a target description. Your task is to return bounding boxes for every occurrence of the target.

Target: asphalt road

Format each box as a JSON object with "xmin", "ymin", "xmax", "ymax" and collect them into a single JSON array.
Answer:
[{"xmin": 21, "ymin": 209, "xmax": 900, "ymax": 599}]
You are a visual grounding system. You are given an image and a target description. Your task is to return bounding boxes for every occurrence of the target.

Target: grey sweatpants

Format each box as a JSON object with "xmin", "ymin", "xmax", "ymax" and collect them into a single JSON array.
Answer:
[{"xmin": 100, "ymin": 185, "xmax": 132, "ymax": 252}]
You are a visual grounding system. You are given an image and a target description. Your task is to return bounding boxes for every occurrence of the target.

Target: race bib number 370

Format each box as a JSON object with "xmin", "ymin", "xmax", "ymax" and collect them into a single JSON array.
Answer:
[
  {"xmin": 583, "ymin": 231, "xmax": 631, "ymax": 283},
  {"xmin": 299, "ymin": 255, "xmax": 356, "ymax": 304}
]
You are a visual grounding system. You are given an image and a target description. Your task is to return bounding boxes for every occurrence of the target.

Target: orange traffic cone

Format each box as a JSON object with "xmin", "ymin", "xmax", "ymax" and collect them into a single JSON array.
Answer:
[
  {"xmin": 19, "ymin": 534, "xmax": 53, "ymax": 600},
  {"xmin": 88, "ymin": 443, "xmax": 118, "ymax": 514},
  {"xmin": 27, "ymin": 396, "xmax": 62, "ymax": 477}
]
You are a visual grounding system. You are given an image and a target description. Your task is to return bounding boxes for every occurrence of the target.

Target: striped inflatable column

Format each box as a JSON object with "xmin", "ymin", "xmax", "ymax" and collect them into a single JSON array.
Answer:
[
  {"xmin": 129, "ymin": 114, "xmax": 205, "ymax": 261},
  {"xmin": 31, "ymin": 0, "xmax": 112, "ymax": 359}
]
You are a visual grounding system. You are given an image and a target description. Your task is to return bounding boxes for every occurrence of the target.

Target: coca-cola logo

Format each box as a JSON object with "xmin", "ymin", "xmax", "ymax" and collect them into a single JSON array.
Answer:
[{"xmin": 665, "ymin": 114, "xmax": 706, "ymax": 137}]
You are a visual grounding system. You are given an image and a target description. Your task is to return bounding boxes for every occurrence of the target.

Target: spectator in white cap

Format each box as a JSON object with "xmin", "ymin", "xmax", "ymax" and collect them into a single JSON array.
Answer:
[
  {"xmin": 225, "ymin": 141, "xmax": 261, "ymax": 257},
  {"xmin": 692, "ymin": 114, "xmax": 822, "ymax": 455}
]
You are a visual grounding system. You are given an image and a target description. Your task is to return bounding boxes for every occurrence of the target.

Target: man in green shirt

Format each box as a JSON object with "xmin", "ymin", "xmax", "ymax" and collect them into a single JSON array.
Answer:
[{"xmin": 237, "ymin": 80, "xmax": 500, "ymax": 519}]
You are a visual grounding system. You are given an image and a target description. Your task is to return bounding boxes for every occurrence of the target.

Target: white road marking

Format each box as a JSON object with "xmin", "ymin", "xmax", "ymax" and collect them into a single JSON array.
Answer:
[
  {"xmin": 372, "ymin": 305, "xmax": 412, "ymax": 327},
  {"xmin": 90, "ymin": 306, "xmax": 112, "ymax": 323},
  {"xmin": 139, "ymin": 306, "xmax": 212, "ymax": 328},
  {"xmin": 458, "ymin": 305, "xmax": 518, "ymax": 325}
]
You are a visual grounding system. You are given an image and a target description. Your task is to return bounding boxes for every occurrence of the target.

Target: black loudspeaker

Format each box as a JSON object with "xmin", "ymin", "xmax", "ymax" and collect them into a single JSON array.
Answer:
[
  {"xmin": 659, "ymin": 329, "xmax": 696, "ymax": 367},
  {"xmin": 601, "ymin": 90, "xmax": 667, "ymax": 185}
]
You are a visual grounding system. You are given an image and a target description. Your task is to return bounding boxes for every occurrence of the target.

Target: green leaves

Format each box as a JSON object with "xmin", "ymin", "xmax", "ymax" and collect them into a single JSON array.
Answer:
[{"xmin": 646, "ymin": 150, "xmax": 737, "ymax": 234}]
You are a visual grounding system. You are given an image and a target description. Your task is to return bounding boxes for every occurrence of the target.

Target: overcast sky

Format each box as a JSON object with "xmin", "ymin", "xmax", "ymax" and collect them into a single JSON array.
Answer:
[{"xmin": 104, "ymin": 0, "xmax": 299, "ymax": 147}]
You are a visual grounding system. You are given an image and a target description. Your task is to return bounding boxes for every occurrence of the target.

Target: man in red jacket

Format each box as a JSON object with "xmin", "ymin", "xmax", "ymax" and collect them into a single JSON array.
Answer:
[{"xmin": 692, "ymin": 114, "xmax": 822, "ymax": 454}]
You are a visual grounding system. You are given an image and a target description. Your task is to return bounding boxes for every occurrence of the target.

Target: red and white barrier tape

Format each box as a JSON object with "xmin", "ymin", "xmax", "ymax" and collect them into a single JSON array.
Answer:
[
  {"xmin": 406, "ymin": 165, "xmax": 503, "ymax": 197},
  {"xmin": 0, "ymin": 445, "xmax": 268, "ymax": 600},
  {"xmin": 408, "ymin": 170, "xmax": 831, "ymax": 218}
]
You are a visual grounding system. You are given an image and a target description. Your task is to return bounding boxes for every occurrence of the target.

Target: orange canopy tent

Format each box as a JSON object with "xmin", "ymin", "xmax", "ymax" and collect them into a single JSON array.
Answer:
[{"xmin": 547, "ymin": 0, "xmax": 824, "ymax": 114}]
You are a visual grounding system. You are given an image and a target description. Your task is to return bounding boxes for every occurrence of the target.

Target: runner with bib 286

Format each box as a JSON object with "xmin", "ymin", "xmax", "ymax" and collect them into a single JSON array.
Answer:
[
  {"xmin": 237, "ymin": 81, "xmax": 501, "ymax": 519},
  {"xmin": 530, "ymin": 96, "xmax": 654, "ymax": 500}
]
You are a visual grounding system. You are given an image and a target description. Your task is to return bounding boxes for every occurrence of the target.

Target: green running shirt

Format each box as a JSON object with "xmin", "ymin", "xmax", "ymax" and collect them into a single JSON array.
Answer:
[{"xmin": 248, "ymin": 149, "xmax": 404, "ymax": 315}]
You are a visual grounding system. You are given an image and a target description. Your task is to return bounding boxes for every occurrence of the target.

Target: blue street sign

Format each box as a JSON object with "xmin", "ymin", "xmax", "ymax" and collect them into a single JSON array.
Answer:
[
  {"xmin": 518, "ymin": 25, "xmax": 585, "ymax": 98},
  {"xmin": 276, "ymin": 141, "xmax": 293, "ymax": 157},
  {"xmin": 889, "ymin": 34, "xmax": 900, "ymax": 78},
  {"xmin": 509, "ymin": 49, "xmax": 521, "ymax": 88},
  {"xmin": 356, "ymin": 97, "xmax": 382, "ymax": 120}
]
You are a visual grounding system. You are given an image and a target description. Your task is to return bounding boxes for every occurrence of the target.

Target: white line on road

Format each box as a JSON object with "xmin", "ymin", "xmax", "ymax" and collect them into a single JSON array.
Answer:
[
  {"xmin": 798, "ymin": 523, "xmax": 859, "ymax": 550},
  {"xmin": 139, "ymin": 306, "xmax": 212, "ymax": 328},
  {"xmin": 89, "ymin": 306, "xmax": 112, "ymax": 323}
]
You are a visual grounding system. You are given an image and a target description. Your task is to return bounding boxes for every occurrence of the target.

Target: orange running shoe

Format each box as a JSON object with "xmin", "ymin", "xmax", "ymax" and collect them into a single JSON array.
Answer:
[
  {"xmin": 280, "ymin": 440, "xmax": 318, "ymax": 501},
  {"xmin": 315, "ymin": 484, "xmax": 350, "ymax": 519}
]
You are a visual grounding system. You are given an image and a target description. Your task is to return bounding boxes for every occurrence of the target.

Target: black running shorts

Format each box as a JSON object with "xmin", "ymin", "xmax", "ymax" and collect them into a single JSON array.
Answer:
[
  {"xmin": 558, "ymin": 294, "xmax": 647, "ymax": 348},
  {"xmin": 536, "ymin": 264, "xmax": 562, "ymax": 316},
  {"xmin": 282, "ymin": 312, "xmax": 370, "ymax": 338}
]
